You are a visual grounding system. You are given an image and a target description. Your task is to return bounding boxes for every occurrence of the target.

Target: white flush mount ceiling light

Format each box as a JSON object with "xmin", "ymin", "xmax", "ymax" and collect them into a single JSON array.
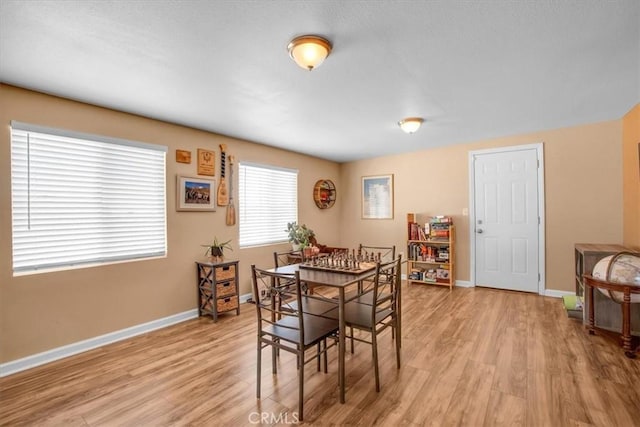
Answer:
[
  {"xmin": 287, "ymin": 35, "xmax": 332, "ymax": 71},
  {"xmin": 398, "ymin": 117, "xmax": 424, "ymax": 134}
]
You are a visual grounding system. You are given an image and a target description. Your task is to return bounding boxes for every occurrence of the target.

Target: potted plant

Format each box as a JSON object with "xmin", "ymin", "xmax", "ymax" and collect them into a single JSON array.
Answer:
[
  {"xmin": 285, "ymin": 222, "xmax": 315, "ymax": 251},
  {"xmin": 201, "ymin": 237, "xmax": 233, "ymax": 262}
]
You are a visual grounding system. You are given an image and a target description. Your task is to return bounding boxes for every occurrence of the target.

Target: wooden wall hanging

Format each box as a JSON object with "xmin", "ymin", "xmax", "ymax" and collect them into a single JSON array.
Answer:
[
  {"xmin": 175, "ymin": 149, "xmax": 191, "ymax": 164},
  {"xmin": 313, "ymin": 179, "xmax": 336, "ymax": 209},
  {"xmin": 197, "ymin": 148, "xmax": 215, "ymax": 176}
]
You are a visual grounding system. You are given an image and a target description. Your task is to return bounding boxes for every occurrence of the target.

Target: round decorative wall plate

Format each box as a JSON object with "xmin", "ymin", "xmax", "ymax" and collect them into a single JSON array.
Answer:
[{"xmin": 313, "ymin": 179, "xmax": 336, "ymax": 209}]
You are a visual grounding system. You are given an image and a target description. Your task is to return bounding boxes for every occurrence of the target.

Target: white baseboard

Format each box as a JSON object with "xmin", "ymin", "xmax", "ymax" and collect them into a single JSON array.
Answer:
[
  {"xmin": 0, "ymin": 309, "xmax": 199, "ymax": 378},
  {"xmin": 404, "ymin": 277, "xmax": 567, "ymax": 294},
  {"xmin": 240, "ymin": 293, "xmax": 253, "ymax": 303},
  {"xmin": 544, "ymin": 289, "xmax": 575, "ymax": 298},
  {"xmin": 455, "ymin": 280, "xmax": 473, "ymax": 288}
]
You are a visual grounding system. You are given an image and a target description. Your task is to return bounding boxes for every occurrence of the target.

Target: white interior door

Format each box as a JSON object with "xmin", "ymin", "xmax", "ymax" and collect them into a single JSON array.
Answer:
[{"xmin": 471, "ymin": 145, "xmax": 543, "ymax": 293}]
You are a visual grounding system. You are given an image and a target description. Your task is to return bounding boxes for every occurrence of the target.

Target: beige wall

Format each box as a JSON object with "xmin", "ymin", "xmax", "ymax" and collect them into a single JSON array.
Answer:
[
  {"xmin": 0, "ymin": 85, "xmax": 341, "ymax": 363},
  {"xmin": 339, "ymin": 121, "xmax": 623, "ymax": 292},
  {"xmin": 622, "ymin": 103, "xmax": 640, "ymax": 250},
  {"xmin": 0, "ymin": 84, "xmax": 627, "ymax": 365}
]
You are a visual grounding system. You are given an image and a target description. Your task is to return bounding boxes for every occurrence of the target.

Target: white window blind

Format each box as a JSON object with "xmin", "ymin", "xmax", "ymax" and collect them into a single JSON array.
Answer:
[
  {"xmin": 238, "ymin": 162, "xmax": 297, "ymax": 247},
  {"xmin": 10, "ymin": 121, "xmax": 167, "ymax": 274}
]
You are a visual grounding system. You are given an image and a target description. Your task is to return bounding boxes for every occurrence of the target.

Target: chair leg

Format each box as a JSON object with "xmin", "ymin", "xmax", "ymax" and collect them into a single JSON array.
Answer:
[
  {"xmin": 272, "ymin": 342, "xmax": 277, "ymax": 375},
  {"xmin": 257, "ymin": 337, "xmax": 262, "ymax": 398},
  {"xmin": 371, "ymin": 330, "xmax": 380, "ymax": 392},
  {"xmin": 299, "ymin": 349, "xmax": 305, "ymax": 421},
  {"xmin": 350, "ymin": 326, "xmax": 355, "ymax": 354},
  {"xmin": 317, "ymin": 342, "xmax": 321, "ymax": 372},
  {"xmin": 394, "ymin": 318, "xmax": 401, "ymax": 369},
  {"xmin": 323, "ymin": 339, "xmax": 328, "ymax": 373}
]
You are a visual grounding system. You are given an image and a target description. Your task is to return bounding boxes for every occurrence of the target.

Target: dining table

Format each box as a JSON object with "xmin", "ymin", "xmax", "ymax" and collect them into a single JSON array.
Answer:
[{"xmin": 268, "ymin": 262, "xmax": 401, "ymax": 404}]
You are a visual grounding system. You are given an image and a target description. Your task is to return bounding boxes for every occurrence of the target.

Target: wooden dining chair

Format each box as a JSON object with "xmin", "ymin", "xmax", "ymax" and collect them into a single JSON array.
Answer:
[
  {"xmin": 327, "ymin": 256, "xmax": 402, "ymax": 392},
  {"xmin": 344, "ymin": 245, "xmax": 397, "ymax": 305},
  {"xmin": 274, "ymin": 249, "xmax": 314, "ymax": 294},
  {"xmin": 251, "ymin": 265, "xmax": 339, "ymax": 421},
  {"xmin": 274, "ymin": 249, "xmax": 304, "ymax": 268},
  {"xmin": 358, "ymin": 244, "xmax": 396, "ymax": 263},
  {"xmin": 272, "ymin": 251, "xmax": 336, "ymax": 316}
]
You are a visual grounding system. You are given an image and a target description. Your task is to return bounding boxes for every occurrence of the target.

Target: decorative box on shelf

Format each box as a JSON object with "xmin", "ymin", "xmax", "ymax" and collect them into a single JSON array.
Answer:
[{"xmin": 195, "ymin": 259, "xmax": 240, "ymax": 322}]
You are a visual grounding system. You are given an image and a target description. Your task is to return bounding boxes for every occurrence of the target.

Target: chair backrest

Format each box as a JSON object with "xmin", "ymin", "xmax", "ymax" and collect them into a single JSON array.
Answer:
[
  {"xmin": 274, "ymin": 250, "xmax": 304, "ymax": 268},
  {"xmin": 371, "ymin": 255, "xmax": 402, "ymax": 323},
  {"xmin": 359, "ymin": 244, "xmax": 396, "ymax": 263},
  {"xmin": 272, "ymin": 250, "xmax": 305, "ymax": 294},
  {"xmin": 251, "ymin": 265, "xmax": 305, "ymax": 344}
]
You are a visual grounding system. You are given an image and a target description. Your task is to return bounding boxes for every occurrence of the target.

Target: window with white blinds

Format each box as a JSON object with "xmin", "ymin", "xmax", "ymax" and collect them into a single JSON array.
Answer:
[
  {"xmin": 238, "ymin": 162, "xmax": 297, "ymax": 247},
  {"xmin": 10, "ymin": 121, "xmax": 167, "ymax": 274}
]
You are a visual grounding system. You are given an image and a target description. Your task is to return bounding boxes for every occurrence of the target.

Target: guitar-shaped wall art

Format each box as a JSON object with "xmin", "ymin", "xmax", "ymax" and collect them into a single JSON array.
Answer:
[
  {"xmin": 217, "ymin": 144, "xmax": 229, "ymax": 206},
  {"xmin": 226, "ymin": 155, "xmax": 236, "ymax": 226}
]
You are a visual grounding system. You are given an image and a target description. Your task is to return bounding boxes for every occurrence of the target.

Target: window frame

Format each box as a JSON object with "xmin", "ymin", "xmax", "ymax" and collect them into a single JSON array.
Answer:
[
  {"xmin": 238, "ymin": 161, "xmax": 298, "ymax": 248},
  {"xmin": 10, "ymin": 121, "xmax": 168, "ymax": 275}
]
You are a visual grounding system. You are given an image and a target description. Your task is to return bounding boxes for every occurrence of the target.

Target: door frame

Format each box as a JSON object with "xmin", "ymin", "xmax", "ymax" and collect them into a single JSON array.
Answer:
[{"xmin": 468, "ymin": 143, "xmax": 546, "ymax": 295}]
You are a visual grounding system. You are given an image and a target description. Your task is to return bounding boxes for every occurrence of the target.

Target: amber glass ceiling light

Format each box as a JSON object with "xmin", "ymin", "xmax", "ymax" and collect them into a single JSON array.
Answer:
[
  {"xmin": 287, "ymin": 35, "xmax": 332, "ymax": 71},
  {"xmin": 398, "ymin": 117, "xmax": 424, "ymax": 134}
]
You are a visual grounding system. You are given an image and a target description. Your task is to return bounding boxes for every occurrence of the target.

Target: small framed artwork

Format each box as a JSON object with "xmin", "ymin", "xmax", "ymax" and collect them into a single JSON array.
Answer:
[
  {"xmin": 362, "ymin": 174, "xmax": 394, "ymax": 219},
  {"xmin": 197, "ymin": 148, "xmax": 215, "ymax": 176},
  {"xmin": 175, "ymin": 149, "xmax": 191, "ymax": 164},
  {"xmin": 176, "ymin": 175, "xmax": 216, "ymax": 211}
]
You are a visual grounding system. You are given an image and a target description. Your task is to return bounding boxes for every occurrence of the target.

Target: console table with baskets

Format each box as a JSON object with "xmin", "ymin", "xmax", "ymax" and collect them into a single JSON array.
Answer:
[{"xmin": 196, "ymin": 260, "xmax": 240, "ymax": 321}]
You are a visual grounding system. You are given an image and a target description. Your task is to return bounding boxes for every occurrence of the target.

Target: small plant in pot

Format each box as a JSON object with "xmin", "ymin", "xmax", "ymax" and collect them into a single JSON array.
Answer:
[
  {"xmin": 202, "ymin": 237, "xmax": 233, "ymax": 262},
  {"xmin": 285, "ymin": 222, "xmax": 314, "ymax": 250},
  {"xmin": 285, "ymin": 222, "xmax": 316, "ymax": 252}
]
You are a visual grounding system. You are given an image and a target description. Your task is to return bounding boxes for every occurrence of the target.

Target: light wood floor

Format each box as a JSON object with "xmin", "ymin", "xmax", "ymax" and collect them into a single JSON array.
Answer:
[{"xmin": 2, "ymin": 283, "xmax": 640, "ymax": 426}]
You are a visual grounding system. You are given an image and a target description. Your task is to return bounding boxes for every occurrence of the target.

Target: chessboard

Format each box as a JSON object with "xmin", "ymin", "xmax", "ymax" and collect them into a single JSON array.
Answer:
[{"xmin": 298, "ymin": 261, "xmax": 377, "ymax": 274}]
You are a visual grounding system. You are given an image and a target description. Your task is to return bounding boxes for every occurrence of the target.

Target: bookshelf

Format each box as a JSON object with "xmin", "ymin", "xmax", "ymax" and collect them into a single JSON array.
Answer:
[{"xmin": 407, "ymin": 213, "xmax": 455, "ymax": 290}]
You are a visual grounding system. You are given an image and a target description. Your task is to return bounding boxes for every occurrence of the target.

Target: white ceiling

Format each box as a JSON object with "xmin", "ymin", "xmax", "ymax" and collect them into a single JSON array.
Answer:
[{"xmin": 1, "ymin": 0, "xmax": 638, "ymax": 163}]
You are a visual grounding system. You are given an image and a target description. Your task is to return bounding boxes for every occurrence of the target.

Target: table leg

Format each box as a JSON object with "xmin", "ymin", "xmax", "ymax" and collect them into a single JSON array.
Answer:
[
  {"xmin": 338, "ymin": 287, "xmax": 345, "ymax": 404},
  {"xmin": 587, "ymin": 283, "xmax": 595, "ymax": 335},
  {"xmin": 622, "ymin": 292, "xmax": 635, "ymax": 358}
]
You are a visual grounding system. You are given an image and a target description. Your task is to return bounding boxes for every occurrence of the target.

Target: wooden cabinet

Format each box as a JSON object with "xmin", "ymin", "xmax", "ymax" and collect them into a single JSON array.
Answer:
[
  {"xmin": 196, "ymin": 260, "xmax": 240, "ymax": 321},
  {"xmin": 406, "ymin": 213, "xmax": 455, "ymax": 290},
  {"xmin": 575, "ymin": 244, "xmax": 640, "ymax": 335}
]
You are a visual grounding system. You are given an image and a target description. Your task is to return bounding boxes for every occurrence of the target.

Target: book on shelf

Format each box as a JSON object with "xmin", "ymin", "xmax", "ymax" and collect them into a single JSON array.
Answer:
[
  {"xmin": 429, "ymin": 217, "xmax": 452, "ymax": 240},
  {"xmin": 431, "ymin": 229, "xmax": 449, "ymax": 239},
  {"xmin": 408, "ymin": 242, "xmax": 447, "ymax": 261},
  {"xmin": 430, "ymin": 215, "xmax": 452, "ymax": 224},
  {"xmin": 409, "ymin": 216, "xmax": 453, "ymax": 241},
  {"xmin": 409, "ymin": 222, "xmax": 419, "ymax": 240},
  {"xmin": 424, "ymin": 269, "xmax": 437, "ymax": 282},
  {"xmin": 408, "ymin": 268, "xmax": 437, "ymax": 282},
  {"xmin": 408, "ymin": 221, "xmax": 428, "ymax": 241},
  {"xmin": 418, "ymin": 226, "xmax": 427, "ymax": 240},
  {"xmin": 436, "ymin": 265, "xmax": 450, "ymax": 282}
]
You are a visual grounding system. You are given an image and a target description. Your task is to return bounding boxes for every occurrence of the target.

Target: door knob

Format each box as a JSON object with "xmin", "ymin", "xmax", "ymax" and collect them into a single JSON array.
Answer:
[{"xmin": 476, "ymin": 229, "xmax": 483, "ymax": 234}]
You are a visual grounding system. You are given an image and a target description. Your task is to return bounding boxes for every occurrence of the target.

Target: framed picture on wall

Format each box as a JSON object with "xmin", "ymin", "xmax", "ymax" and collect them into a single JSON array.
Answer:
[
  {"xmin": 176, "ymin": 175, "xmax": 216, "ymax": 211},
  {"xmin": 362, "ymin": 174, "xmax": 394, "ymax": 219}
]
